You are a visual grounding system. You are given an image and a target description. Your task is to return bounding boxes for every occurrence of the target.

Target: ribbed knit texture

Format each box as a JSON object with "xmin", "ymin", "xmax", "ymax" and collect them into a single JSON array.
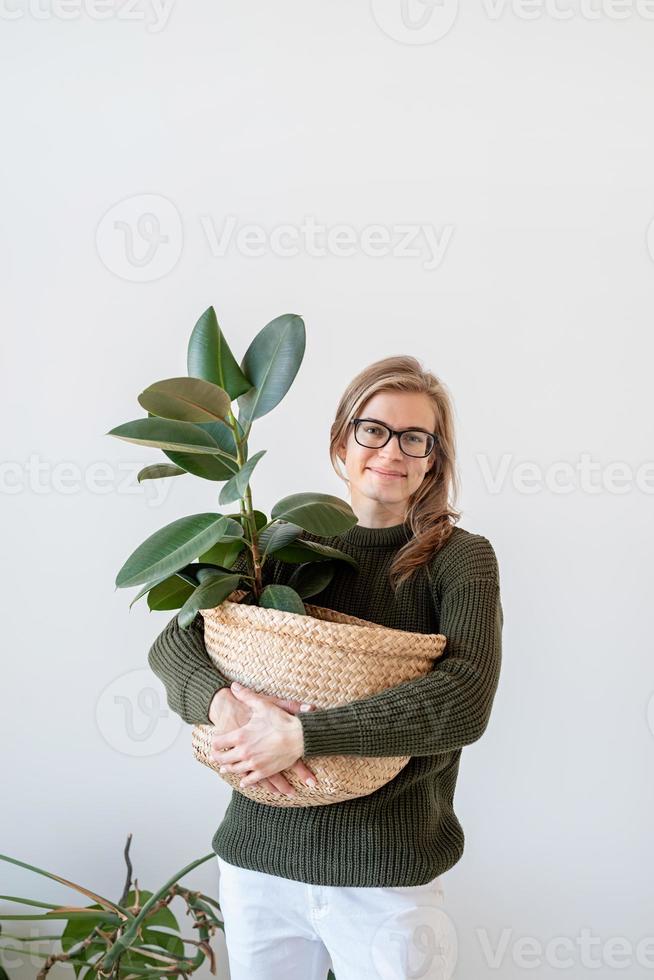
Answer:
[{"xmin": 147, "ymin": 521, "xmax": 503, "ymax": 887}]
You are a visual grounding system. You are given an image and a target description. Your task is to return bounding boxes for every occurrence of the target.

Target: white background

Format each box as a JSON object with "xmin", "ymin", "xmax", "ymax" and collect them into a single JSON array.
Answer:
[{"xmin": 2, "ymin": 1, "xmax": 653, "ymax": 977}]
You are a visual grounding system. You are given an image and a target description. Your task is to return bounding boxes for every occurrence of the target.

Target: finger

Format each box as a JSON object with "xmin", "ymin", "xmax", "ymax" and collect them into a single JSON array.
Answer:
[
  {"xmin": 211, "ymin": 730, "xmax": 244, "ymax": 752},
  {"xmin": 239, "ymin": 772, "xmax": 263, "ymax": 789},
  {"xmin": 218, "ymin": 759, "xmax": 252, "ymax": 774},
  {"xmin": 266, "ymin": 772, "xmax": 297, "ymax": 796},
  {"xmin": 211, "ymin": 747, "xmax": 244, "ymax": 764},
  {"xmin": 290, "ymin": 760, "xmax": 317, "ymax": 786},
  {"xmin": 271, "ymin": 697, "xmax": 304, "ymax": 714},
  {"xmin": 258, "ymin": 778, "xmax": 282, "ymax": 796},
  {"xmin": 272, "ymin": 697, "xmax": 318, "ymax": 714}
]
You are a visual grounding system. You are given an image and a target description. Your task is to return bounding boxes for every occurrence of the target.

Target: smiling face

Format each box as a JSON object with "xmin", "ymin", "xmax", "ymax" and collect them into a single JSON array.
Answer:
[{"xmin": 337, "ymin": 390, "xmax": 438, "ymax": 528}]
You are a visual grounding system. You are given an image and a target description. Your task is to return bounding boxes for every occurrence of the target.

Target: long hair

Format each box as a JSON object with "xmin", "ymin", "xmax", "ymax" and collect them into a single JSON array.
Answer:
[{"xmin": 329, "ymin": 355, "xmax": 461, "ymax": 591}]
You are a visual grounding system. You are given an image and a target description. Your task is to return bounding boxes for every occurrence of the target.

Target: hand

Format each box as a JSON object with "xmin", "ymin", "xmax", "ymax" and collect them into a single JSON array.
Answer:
[
  {"xmin": 209, "ymin": 687, "xmax": 317, "ymax": 797},
  {"xmin": 211, "ymin": 683, "xmax": 309, "ymax": 791}
]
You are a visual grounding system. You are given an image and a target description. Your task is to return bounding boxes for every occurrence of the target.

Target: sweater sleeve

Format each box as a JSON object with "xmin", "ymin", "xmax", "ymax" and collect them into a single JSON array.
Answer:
[
  {"xmin": 298, "ymin": 536, "xmax": 503, "ymax": 758},
  {"xmin": 147, "ymin": 548, "xmax": 278, "ymax": 726}
]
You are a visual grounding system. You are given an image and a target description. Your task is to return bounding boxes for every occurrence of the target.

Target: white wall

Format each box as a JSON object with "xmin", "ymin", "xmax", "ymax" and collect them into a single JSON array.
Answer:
[{"xmin": 2, "ymin": 2, "xmax": 653, "ymax": 978}]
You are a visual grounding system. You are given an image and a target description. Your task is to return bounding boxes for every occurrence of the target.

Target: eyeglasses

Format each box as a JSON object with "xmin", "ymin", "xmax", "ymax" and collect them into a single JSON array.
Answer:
[{"xmin": 350, "ymin": 418, "xmax": 438, "ymax": 458}]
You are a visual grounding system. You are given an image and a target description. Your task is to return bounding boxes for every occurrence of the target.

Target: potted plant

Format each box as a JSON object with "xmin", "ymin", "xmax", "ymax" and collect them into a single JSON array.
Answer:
[
  {"xmin": 108, "ymin": 307, "xmax": 447, "ymax": 806},
  {"xmin": 0, "ymin": 835, "xmax": 227, "ymax": 978}
]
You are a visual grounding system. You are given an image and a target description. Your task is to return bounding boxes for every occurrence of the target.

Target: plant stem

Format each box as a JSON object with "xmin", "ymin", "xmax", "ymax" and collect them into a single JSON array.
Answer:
[{"xmin": 227, "ymin": 409, "xmax": 263, "ymax": 599}]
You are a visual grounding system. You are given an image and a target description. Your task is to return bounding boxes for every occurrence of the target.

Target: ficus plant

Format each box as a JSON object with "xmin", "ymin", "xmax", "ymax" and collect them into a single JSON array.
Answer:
[{"xmin": 107, "ymin": 307, "xmax": 359, "ymax": 628}]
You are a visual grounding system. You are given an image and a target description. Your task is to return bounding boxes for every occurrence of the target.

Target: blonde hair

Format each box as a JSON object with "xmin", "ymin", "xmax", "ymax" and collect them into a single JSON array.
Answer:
[{"xmin": 329, "ymin": 355, "xmax": 461, "ymax": 591}]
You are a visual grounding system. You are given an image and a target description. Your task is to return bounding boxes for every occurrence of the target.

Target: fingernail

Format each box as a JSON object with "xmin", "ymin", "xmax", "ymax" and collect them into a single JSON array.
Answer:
[
  {"xmin": 231, "ymin": 682, "xmax": 241, "ymax": 690},
  {"xmin": 306, "ymin": 777, "xmax": 317, "ymax": 787},
  {"xmin": 219, "ymin": 766, "xmax": 226, "ymax": 773},
  {"xmin": 300, "ymin": 703, "xmax": 311, "ymax": 712}
]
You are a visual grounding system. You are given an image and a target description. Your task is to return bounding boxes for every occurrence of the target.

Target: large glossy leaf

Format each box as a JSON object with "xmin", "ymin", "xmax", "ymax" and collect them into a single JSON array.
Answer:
[
  {"xmin": 287, "ymin": 561, "xmax": 336, "ymax": 599},
  {"xmin": 129, "ymin": 555, "xmax": 236, "ymax": 608},
  {"xmin": 237, "ymin": 314, "xmax": 305, "ymax": 426},
  {"xmin": 257, "ymin": 520, "xmax": 303, "ymax": 557},
  {"xmin": 259, "ymin": 584, "xmax": 306, "ymax": 614},
  {"xmin": 115, "ymin": 514, "xmax": 242, "ymax": 589},
  {"xmin": 198, "ymin": 539, "xmax": 246, "ymax": 568},
  {"xmin": 137, "ymin": 463, "xmax": 187, "ymax": 483},
  {"xmin": 218, "ymin": 450, "xmax": 266, "ymax": 505},
  {"xmin": 137, "ymin": 377, "xmax": 231, "ymax": 424},
  {"xmin": 271, "ymin": 539, "xmax": 359, "ymax": 569},
  {"xmin": 227, "ymin": 509, "xmax": 268, "ymax": 531},
  {"xmin": 107, "ymin": 418, "xmax": 234, "ymax": 458},
  {"xmin": 187, "ymin": 306, "xmax": 252, "ymax": 399},
  {"xmin": 146, "ymin": 575, "xmax": 195, "ymax": 611},
  {"xmin": 162, "ymin": 418, "xmax": 242, "ymax": 481},
  {"xmin": 177, "ymin": 573, "xmax": 242, "ymax": 628},
  {"xmin": 162, "ymin": 450, "xmax": 238, "ymax": 481},
  {"xmin": 271, "ymin": 492, "xmax": 357, "ymax": 535}
]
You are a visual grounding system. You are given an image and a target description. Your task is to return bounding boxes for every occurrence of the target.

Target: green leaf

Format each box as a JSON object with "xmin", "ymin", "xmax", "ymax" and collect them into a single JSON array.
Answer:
[
  {"xmin": 0, "ymin": 854, "xmax": 130, "ymax": 920},
  {"xmin": 139, "ymin": 927, "xmax": 185, "ymax": 960},
  {"xmin": 115, "ymin": 514, "xmax": 242, "ymax": 589},
  {"xmin": 162, "ymin": 451, "xmax": 238, "ymax": 481},
  {"xmin": 187, "ymin": 306, "xmax": 252, "ymax": 399},
  {"xmin": 257, "ymin": 521, "xmax": 303, "ymax": 557},
  {"xmin": 137, "ymin": 464, "xmax": 186, "ymax": 482},
  {"xmin": 138, "ymin": 376, "xmax": 231, "ymax": 424},
  {"xmin": 198, "ymin": 539, "xmax": 246, "ymax": 568},
  {"xmin": 146, "ymin": 575, "xmax": 195, "ymax": 611},
  {"xmin": 163, "ymin": 418, "xmax": 242, "ymax": 481},
  {"xmin": 177, "ymin": 573, "xmax": 242, "ymax": 629},
  {"xmin": 271, "ymin": 539, "xmax": 359, "ymax": 569},
  {"xmin": 259, "ymin": 584, "xmax": 306, "ymax": 614},
  {"xmin": 225, "ymin": 509, "xmax": 268, "ymax": 533},
  {"xmin": 218, "ymin": 450, "xmax": 266, "ymax": 505},
  {"xmin": 61, "ymin": 902, "xmax": 107, "ymax": 953},
  {"xmin": 107, "ymin": 418, "xmax": 233, "ymax": 458},
  {"xmin": 287, "ymin": 561, "xmax": 336, "ymax": 599},
  {"xmin": 237, "ymin": 314, "xmax": 305, "ymax": 425},
  {"xmin": 271, "ymin": 492, "xmax": 357, "ymax": 535}
]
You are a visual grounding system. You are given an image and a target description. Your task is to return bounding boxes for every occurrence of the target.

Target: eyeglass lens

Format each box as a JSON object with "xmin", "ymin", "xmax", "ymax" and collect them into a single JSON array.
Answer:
[{"xmin": 355, "ymin": 421, "xmax": 434, "ymax": 457}]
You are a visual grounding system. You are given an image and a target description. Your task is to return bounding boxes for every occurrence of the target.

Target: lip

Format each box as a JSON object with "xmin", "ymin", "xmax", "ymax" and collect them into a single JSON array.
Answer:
[{"xmin": 367, "ymin": 467, "xmax": 406, "ymax": 478}]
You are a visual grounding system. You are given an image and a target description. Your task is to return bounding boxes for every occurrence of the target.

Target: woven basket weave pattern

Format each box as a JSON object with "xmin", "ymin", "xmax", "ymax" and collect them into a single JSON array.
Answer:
[{"xmin": 192, "ymin": 590, "xmax": 446, "ymax": 807}]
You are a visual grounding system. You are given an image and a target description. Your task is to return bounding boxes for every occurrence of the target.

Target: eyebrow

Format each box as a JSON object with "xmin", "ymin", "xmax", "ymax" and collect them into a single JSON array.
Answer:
[{"xmin": 360, "ymin": 417, "xmax": 435, "ymax": 434}]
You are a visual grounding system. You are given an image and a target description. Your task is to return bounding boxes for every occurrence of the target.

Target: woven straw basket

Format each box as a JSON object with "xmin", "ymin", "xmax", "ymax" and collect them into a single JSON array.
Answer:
[{"xmin": 191, "ymin": 589, "xmax": 447, "ymax": 807}]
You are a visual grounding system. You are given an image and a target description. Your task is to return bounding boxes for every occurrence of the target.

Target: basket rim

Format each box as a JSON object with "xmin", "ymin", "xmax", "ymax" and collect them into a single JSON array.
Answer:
[{"xmin": 200, "ymin": 591, "xmax": 447, "ymax": 659}]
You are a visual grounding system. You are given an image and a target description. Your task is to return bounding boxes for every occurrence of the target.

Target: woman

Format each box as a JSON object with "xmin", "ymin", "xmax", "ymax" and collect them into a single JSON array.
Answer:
[{"xmin": 148, "ymin": 355, "xmax": 504, "ymax": 979}]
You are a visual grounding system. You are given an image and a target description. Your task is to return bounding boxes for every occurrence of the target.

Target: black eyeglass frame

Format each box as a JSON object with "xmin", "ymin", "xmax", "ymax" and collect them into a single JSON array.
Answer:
[{"xmin": 349, "ymin": 417, "xmax": 439, "ymax": 459}]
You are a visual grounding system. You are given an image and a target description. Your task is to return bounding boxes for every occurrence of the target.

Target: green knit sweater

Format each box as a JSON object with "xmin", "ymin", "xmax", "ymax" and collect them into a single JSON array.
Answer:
[{"xmin": 147, "ymin": 520, "xmax": 503, "ymax": 887}]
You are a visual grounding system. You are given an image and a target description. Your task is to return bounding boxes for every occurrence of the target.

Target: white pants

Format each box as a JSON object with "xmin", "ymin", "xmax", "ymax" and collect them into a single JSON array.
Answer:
[{"xmin": 216, "ymin": 855, "xmax": 451, "ymax": 980}]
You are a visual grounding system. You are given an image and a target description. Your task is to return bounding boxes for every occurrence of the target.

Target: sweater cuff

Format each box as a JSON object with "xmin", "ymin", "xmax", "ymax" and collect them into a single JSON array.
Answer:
[
  {"xmin": 298, "ymin": 703, "xmax": 364, "ymax": 757},
  {"xmin": 181, "ymin": 666, "xmax": 230, "ymax": 724}
]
